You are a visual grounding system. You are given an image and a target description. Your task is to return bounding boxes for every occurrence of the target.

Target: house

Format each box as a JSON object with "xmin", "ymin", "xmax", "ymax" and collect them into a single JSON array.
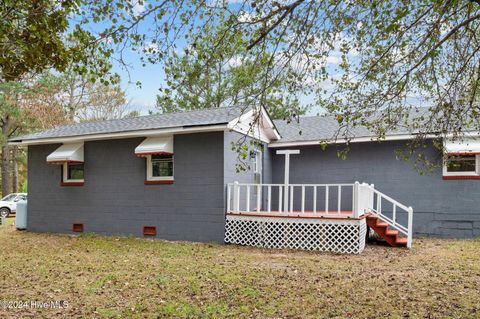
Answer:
[{"xmin": 10, "ymin": 106, "xmax": 480, "ymax": 253}]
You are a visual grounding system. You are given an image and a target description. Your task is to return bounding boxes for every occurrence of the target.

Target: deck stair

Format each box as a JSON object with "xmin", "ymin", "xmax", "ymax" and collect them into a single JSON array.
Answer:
[{"xmin": 366, "ymin": 213, "xmax": 408, "ymax": 247}]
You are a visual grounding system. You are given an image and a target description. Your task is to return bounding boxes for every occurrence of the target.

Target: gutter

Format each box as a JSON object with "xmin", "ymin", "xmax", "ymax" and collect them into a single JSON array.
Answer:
[
  {"xmin": 9, "ymin": 124, "xmax": 229, "ymax": 146},
  {"xmin": 268, "ymin": 133, "xmax": 437, "ymax": 148}
]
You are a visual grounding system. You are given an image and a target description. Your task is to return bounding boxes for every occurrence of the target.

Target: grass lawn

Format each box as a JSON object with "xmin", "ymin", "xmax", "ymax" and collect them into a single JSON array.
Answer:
[{"xmin": 0, "ymin": 223, "xmax": 479, "ymax": 318}]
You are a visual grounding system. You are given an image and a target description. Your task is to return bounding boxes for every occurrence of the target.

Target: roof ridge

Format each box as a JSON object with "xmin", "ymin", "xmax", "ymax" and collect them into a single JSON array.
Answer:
[{"xmin": 274, "ymin": 106, "xmax": 431, "ymax": 123}]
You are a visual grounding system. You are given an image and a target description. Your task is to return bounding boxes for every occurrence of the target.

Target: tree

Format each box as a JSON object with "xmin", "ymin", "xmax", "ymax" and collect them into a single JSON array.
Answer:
[
  {"xmin": 0, "ymin": 0, "xmax": 117, "ymax": 196},
  {"xmin": 44, "ymin": 71, "xmax": 131, "ymax": 122},
  {"xmin": 0, "ymin": 79, "xmax": 68, "ymax": 196},
  {"xmin": 0, "ymin": 0, "xmax": 113, "ymax": 83},
  {"xmin": 0, "ymin": 71, "xmax": 131, "ymax": 196},
  {"xmin": 83, "ymin": 0, "xmax": 480, "ymax": 142},
  {"xmin": 155, "ymin": 22, "xmax": 305, "ymax": 119}
]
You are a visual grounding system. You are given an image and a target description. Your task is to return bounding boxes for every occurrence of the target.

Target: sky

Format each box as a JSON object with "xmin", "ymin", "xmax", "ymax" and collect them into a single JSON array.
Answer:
[
  {"xmin": 93, "ymin": 1, "xmax": 350, "ymax": 116},
  {"xmin": 111, "ymin": 51, "xmax": 164, "ymax": 115}
]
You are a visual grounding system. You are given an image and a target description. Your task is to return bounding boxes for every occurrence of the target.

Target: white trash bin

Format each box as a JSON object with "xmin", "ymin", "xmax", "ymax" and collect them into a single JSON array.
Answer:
[{"xmin": 16, "ymin": 200, "xmax": 27, "ymax": 230}]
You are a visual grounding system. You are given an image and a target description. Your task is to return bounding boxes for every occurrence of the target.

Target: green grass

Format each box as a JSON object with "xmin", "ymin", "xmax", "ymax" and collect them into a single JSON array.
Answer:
[
  {"xmin": 0, "ymin": 224, "xmax": 479, "ymax": 318},
  {"xmin": 2, "ymin": 216, "xmax": 14, "ymax": 226}
]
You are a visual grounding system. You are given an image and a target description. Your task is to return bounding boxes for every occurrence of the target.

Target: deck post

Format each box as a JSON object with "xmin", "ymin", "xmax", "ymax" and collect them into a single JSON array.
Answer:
[
  {"xmin": 276, "ymin": 149, "xmax": 300, "ymax": 215},
  {"xmin": 227, "ymin": 183, "xmax": 231, "ymax": 213},
  {"xmin": 407, "ymin": 206, "xmax": 413, "ymax": 248},
  {"xmin": 353, "ymin": 181, "xmax": 359, "ymax": 218},
  {"xmin": 233, "ymin": 181, "xmax": 240, "ymax": 213}
]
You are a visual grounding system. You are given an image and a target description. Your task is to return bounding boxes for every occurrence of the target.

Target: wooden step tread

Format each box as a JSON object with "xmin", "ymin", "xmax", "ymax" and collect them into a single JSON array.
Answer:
[{"xmin": 385, "ymin": 229, "xmax": 399, "ymax": 236}]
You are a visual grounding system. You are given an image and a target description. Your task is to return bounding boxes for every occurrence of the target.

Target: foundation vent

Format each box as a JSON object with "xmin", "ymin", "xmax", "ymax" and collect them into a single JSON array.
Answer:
[
  {"xmin": 72, "ymin": 223, "xmax": 84, "ymax": 233},
  {"xmin": 143, "ymin": 226, "xmax": 156, "ymax": 236}
]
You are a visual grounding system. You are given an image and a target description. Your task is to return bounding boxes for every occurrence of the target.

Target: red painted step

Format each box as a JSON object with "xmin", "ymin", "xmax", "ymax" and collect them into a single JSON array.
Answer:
[{"xmin": 366, "ymin": 214, "xmax": 407, "ymax": 247}]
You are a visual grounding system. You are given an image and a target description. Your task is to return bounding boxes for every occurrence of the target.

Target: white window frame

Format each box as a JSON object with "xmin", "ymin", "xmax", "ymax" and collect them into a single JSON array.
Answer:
[
  {"xmin": 253, "ymin": 150, "xmax": 262, "ymax": 174},
  {"xmin": 253, "ymin": 149, "xmax": 262, "ymax": 184},
  {"xmin": 146, "ymin": 154, "xmax": 174, "ymax": 181},
  {"xmin": 62, "ymin": 162, "xmax": 85, "ymax": 183},
  {"xmin": 443, "ymin": 154, "xmax": 480, "ymax": 177}
]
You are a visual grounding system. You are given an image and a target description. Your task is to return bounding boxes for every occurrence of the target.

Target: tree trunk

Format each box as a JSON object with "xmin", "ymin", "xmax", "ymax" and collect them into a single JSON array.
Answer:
[
  {"xmin": 1, "ymin": 145, "xmax": 10, "ymax": 197},
  {"xmin": 11, "ymin": 147, "xmax": 18, "ymax": 193},
  {"xmin": 1, "ymin": 116, "xmax": 11, "ymax": 197}
]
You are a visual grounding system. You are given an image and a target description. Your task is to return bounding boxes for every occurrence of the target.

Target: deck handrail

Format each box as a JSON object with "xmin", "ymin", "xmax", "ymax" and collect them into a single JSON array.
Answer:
[{"xmin": 364, "ymin": 184, "xmax": 413, "ymax": 248}]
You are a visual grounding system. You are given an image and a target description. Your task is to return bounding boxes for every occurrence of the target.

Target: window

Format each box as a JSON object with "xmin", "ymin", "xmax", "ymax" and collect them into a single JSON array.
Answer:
[
  {"xmin": 146, "ymin": 154, "xmax": 174, "ymax": 183},
  {"xmin": 253, "ymin": 150, "xmax": 262, "ymax": 184},
  {"xmin": 443, "ymin": 154, "xmax": 480, "ymax": 178},
  {"xmin": 62, "ymin": 163, "xmax": 85, "ymax": 185},
  {"xmin": 1, "ymin": 194, "xmax": 16, "ymax": 201}
]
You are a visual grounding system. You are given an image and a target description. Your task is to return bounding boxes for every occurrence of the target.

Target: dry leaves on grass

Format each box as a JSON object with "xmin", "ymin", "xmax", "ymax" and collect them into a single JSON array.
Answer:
[{"xmin": 0, "ymin": 223, "xmax": 479, "ymax": 318}]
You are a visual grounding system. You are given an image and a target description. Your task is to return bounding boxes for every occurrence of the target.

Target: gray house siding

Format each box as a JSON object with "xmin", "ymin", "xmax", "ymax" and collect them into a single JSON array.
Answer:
[
  {"xmin": 223, "ymin": 131, "xmax": 257, "ymax": 185},
  {"xmin": 27, "ymin": 132, "xmax": 226, "ymax": 242},
  {"xmin": 270, "ymin": 141, "xmax": 480, "ymax": 238},
  {"xmin": 223, "ymin": 131, "xmax": 264, "ymax": 212}
]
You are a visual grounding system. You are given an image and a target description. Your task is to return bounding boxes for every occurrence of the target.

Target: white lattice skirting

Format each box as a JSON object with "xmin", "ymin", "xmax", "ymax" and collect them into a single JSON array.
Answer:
[{"xmin": 225, "ymin": 215, "xmax": 367, "ymax": 254}]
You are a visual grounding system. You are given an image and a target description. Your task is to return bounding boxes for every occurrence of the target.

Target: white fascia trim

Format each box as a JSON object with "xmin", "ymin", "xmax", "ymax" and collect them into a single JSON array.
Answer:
[
  {"xmin": 10, "ymin": 125, "xmax": 227, "ymax": 146},
  {"xmin": 269, "ymin": 131, "xmax": 480, "ymax": 148},
  {"xmin": 259, "ymin": 106, "xmax": 281, "ymax": 140},
  {"xmin": 230, "ymin": 127, "xmax": 270, "ymax": 143},
  {"xmin": 227, "ymin": 107, "xmax": 280, "ymax": 143},
  {"xmin": 227, "ymin": 109, "xmax": 269, "ymax": 143},
  {"xmin": 268, "ymin": 133, "xmax": 436, "ymax": 148}
]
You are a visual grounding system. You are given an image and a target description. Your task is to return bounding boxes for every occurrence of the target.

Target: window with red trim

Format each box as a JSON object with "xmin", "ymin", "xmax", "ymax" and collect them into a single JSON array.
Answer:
[
  {"xmin": 443, "ymin": 154, "xmax": 479, "ymax": 179},
  {"xmin": 62, "ymin": 163, "xmax": 85, "ymax": 185},
  {"xmin": 146, "ymin": 154, "xmax": 174, "ymax": 182}
]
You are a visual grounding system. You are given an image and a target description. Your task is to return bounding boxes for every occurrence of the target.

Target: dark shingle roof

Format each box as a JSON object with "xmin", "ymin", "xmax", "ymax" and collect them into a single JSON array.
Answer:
[
  {"xmin": 12, "ymin": 105, "xmax": 435, "ymax": 144},
  {"xmin": 13, "ymin": 106, "xmax": 245, "ymax": 142},
  {"xmin": 273, "ymin": 108, "xmax": 430, "ymax": 143}
]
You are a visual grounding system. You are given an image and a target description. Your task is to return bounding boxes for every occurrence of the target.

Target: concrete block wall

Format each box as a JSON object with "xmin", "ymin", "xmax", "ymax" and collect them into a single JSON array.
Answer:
[
  {"xmin": 270, "ymin": 141, "xmax": 480, "ymax": 238},
  {"xmin": 27, "ymin": 132, "xmax": 226, "ymax": 242}
]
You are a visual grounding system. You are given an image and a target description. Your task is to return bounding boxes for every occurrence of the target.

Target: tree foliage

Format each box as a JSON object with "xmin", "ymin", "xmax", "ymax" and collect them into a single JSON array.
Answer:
[
  {"xmin": 155, "ymin": 21, "xmax": 305, "ymax": 119},
  {"xmin": 0, "ymin": 0, "xmax": 113, "ymax": 83},
  {"xmin": 79, "ymin": 0, "xmax": 480, "ymax": 140},
  {"xmin": 38, "ymin": 71, "xmax": 131, "ymax": 122},
  {"xmin": 0, "ymin": 72, "xmax": 131, "ymax": 195}
]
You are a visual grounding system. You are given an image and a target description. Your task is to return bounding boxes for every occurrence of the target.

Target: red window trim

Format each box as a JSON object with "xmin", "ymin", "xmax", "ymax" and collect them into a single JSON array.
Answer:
[
  {"xmin": 144, "ymin": 180, "xmax": 174, "ymax": 185},
  {"xmin": 61, "ymin": 182, "xmax": 85, "ymax": 186},
  {"xmin": 442, "ymin": 175, "xmax": 480, "ymax": 180},
  {"xmin": 136, "ymin": 152, "xmax": 174, "ymax": 157},
  {"xmin": 447, "ymin": 152, "xmax": 480, "ymax": 156},
  {"xmin": 48, "ymin": 160, "xmax": 84, "ymax": 165}
]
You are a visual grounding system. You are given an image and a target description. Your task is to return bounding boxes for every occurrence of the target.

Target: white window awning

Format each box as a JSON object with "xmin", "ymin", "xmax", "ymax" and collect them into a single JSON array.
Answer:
[
  {"xmin": 135, "ymin": 136, "xmax": 173, "ymax": 157},
  {"xmin": 445, "ymin": 137, "xmax": 480, "ymax": 155},
  {"xmin": 46, "ymin": 143, "xmax": 84, "ymax": 164}
]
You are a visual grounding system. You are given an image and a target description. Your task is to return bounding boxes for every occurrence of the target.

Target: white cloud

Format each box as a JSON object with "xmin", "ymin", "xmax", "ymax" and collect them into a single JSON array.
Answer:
[
  {"xmin": 228, "ymin": 55, "xmax": 243, "ymax": 67},
  {"xmin": 237, "ymin": 11, "xmax": 254, "ymax": 23},
  {"xmin": 142, "ymin": 42, "xmax": 160, "ymax": 54},
  {"xmin": 326, "ymin": 56, "xmax": 340, "ymax": 65},
  {"xmin": 130, "ymin": 0, "xmax": 146, "ymax": 16}
]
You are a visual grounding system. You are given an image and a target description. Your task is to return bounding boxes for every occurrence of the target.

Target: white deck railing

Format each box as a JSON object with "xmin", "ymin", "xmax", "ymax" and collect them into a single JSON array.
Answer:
[
  {"xmin": 366, "ymin": 184, "xmax": 414, "ymax": 248},
  {"xmin": 227, "ymin": 182, "xmax": 357, "ymax": 217},
  {"xmin": 226, "ymin": 181, "xmax": 414, "ymax": 248}
]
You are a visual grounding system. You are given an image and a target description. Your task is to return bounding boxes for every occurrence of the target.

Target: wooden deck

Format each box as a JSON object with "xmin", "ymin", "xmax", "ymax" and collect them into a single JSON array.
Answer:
[{"xmin": 226, "ymin": 210, "xmax": 363, "ymax": 220}]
